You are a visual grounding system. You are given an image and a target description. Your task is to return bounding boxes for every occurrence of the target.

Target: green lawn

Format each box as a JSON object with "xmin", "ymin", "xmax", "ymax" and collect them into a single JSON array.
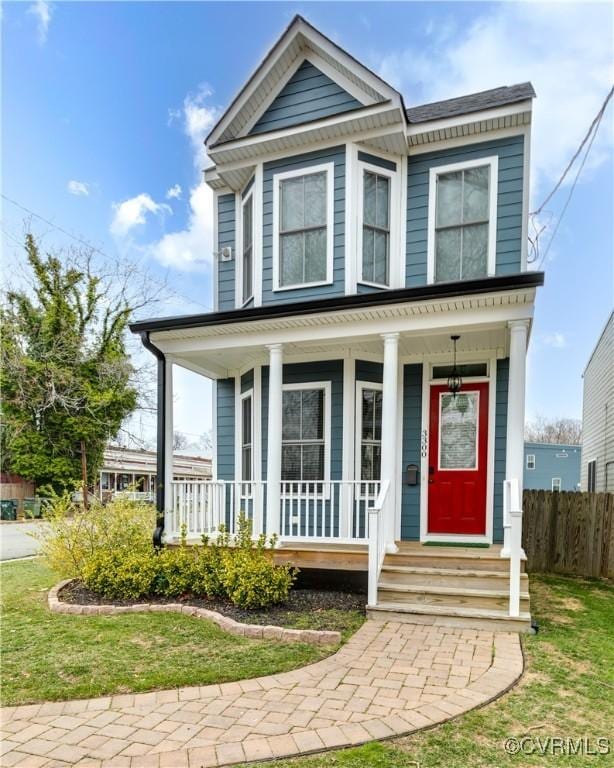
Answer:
[
  {"xmin": 0, "ymin": 559, "xmax": 358, "ymax": 706},
  {"xmin": 261, "ymin": 574, "xmax": 614, "ymax": 768}
]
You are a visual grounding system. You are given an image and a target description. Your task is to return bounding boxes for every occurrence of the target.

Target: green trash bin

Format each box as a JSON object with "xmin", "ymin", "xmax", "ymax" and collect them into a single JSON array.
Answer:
[
  {"xmin": 0, "ymin": 500, "xmax": 17, "ymax": 521},
  {"xmin": 23, "ymin": 498, "xmax": 42, "ymax": 519}
]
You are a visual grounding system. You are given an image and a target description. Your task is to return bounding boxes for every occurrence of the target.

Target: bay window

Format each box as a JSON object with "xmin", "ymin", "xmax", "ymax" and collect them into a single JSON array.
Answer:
[
  {"xmin": 428, "ymin": 157, "xmax": 497, "ymax": 283},
  {"xmin": 273, "ymin": 164, "xmax": 333, "ymax": 290},
  {"xmin": 281, "ymin": 384, "xmax": 329, "ymax": 489}
]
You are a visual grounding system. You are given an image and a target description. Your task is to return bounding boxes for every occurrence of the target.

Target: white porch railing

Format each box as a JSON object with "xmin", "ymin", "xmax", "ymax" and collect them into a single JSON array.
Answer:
[
  {"xmin": 503, "ymin": 478, "xmax": 524, "ymax": 617},
  {"xmin": 367, "ymin": 479, "xmax": 391, "ymax": 606},
  {"xmin": 114, "ymin": 491, "xmax": 155, "ymax": 502},
  {"xmin": 167, "ymin": 480, "xmax": 379, "ymax": 542}
]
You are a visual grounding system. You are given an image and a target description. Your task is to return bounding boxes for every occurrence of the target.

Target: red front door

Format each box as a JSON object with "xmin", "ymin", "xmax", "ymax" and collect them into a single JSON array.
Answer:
[{"xmin": 427, "ymin": 383, "xmax": 489, "ymax": 535}]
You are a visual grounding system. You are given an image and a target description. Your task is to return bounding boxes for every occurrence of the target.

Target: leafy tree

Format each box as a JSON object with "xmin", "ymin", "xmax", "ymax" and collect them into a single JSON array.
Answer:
[{"xmin": 1, "ymin": 235, "xmax": 140, "ymax": 493}]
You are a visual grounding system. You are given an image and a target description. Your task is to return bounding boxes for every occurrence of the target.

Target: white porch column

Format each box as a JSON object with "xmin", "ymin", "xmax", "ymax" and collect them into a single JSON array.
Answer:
[
  {"xmin": 381, "ymin": 332, "xmax": 400, "ymax": 552},
  {"xmin": 503, "ymin": 320, "xmax": 529, "ymax": 555},
  {"xmin": 266, "ymin": 344, "xmax": 283, "ymax": 536},
  {"xmin": 164, "ymin": 359, "xmax": 174, "ymax": 514}
]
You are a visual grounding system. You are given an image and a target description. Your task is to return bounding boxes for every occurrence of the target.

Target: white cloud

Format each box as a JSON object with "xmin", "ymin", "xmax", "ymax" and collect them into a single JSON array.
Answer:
[
  {"xmin": 110, "ymin": 193, "xmax": 171, "ymax": 238},
  {"xmin": 168, "ymin": 84, "xmax": 219, "ymax": 169},
  {"xmin": 166, "ymin": 184, "xmax": 182, "ymax": 200},
  {"xmin": 67, "ymin": 180, "xmax": 90, "ymax": 197},
  {"xmin": 28, "ymin": 0, "xmax": 52, "ymax": 44},
  {"xmin": 377, "ymin": 3, "xmax": 613, "ymax": 198},
  {"xmin": 541, "ymin": 332, "xmax": 567, "ymax": 349}
]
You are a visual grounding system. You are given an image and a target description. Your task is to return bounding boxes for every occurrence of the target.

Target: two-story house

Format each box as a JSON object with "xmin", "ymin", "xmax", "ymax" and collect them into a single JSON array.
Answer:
[{"xmin": 131, "ymin": 16, "xmax": 544, "ymax": 632}]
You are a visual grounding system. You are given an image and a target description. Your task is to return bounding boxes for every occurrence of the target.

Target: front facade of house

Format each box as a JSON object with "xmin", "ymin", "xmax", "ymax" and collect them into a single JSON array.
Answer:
[
  {"xmin": 132, "ymin": 16, "xmax": 543, "ymax": 631},
  {"xmin": 524, "ymin": 442, "xmax": 581, "ymax": 492}
]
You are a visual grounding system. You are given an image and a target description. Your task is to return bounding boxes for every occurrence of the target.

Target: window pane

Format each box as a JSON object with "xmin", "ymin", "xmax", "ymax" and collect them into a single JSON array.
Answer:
[
  {"xmin": 463, "ymin": 166, "xmax": 489, "ymax": 223},
  {"xmin": 304, "ymin": 228, "xmax": 327, "ymax": 282},
  {"xmin": 242, "ymin": 446, "xmax": 252, "ymax": 481},
  {"xmin": 361, "ymin": 444, "xmax": 381, "ymax": 481},
  {"xmin": 435, "ymin": 228, "xmax": 461, "ymax": 282},
  {"xmin": 282, "ymin": 445, "xmax": 301, "ymax": 480},
  {"xmin": 439, "ymin": 392, "xmax": 478, "ymax": 469},
  {"xmin": 243, "ymin": 248, "xmax": 252, "ymax": 301},
  {"xmin": 302, "ymin": 444, "xmax": 324, "ymax": 480},
  {"xmin": 242, "ymin": 397, "xmax": 251, "ymax": 444},
  {"xmin": 374, "ymin": 391, "xmax": 382, "ymax": 441},
  {"xmin": 304, "ymin": 172, "xmax": 326, "ymax": 227},
  {"xmin": 363, "ymin": 171, "xmax": 376, "ymax": 227},
  {"xmin": 361, "ymin": 390, "xmax": 375, "ymax": 440},
  {"xmin": 282, "ymin": 391, "xmax": 301, "ymax": 440},
  {"xmin": 461, "ymin": 223, "xmax": 488, "ymax": 279},
  {"xmin": 242, "ymin": 197, "xmax": 252, "ymax": 249},
  {"xmin": 362, "ymin": 227, "xmax": 374, "ymax": 282},
  {"xmin": 436, "ymin": 172, "xmax": 462, "ymax": 227},
  {"xmin": 281, "ymin": 177, "xmax": 303, "ymax": 231},
  {"xmin": 376, "ymin": 176, "xmax": 390, "ymax": 229},
  {"xmin": 301, "ymin": 390, "xmax": 323, "ymax": 440},
  {"xmin": 373, "ymin": 231, "xmax": 388, "ymax": 285},
  {"xmin": 280, "ymin": 232, "xmax": 303, "ymax": 286}
]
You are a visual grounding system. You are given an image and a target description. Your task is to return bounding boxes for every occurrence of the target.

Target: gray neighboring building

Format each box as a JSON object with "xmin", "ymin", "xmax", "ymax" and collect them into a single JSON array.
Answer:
[
  {"xmin": 524, "ymin": 442, "xmax": 581, "ymax": 492},
  {"xmin": 581, "ymin": 312, "xmax": 614, "ymax": 492}
]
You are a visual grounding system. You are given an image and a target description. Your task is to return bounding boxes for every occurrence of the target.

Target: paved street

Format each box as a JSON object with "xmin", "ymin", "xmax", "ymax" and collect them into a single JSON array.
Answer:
[{"xmin": 0, "ymin": 521, "xmax": 45, "ymax": 561}]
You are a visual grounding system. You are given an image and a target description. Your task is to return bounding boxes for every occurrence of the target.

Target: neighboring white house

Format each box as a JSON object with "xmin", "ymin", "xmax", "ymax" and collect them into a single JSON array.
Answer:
[
  {"xmin": 130, "ymin": 15, "xmax": 543, "ymax": 631},
  {"xmin": 581, "ymin": 312, "xmax": 614, "ymax": 492},
  {"xmin": 98, "ymin": 446, "xmax": 212, "ymax": 502}
]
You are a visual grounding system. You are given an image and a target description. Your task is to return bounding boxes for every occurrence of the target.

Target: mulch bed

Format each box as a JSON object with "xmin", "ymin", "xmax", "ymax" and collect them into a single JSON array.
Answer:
[{"xmin": 59, "ymin": 581, "xmax": 366, "ymax": 629}]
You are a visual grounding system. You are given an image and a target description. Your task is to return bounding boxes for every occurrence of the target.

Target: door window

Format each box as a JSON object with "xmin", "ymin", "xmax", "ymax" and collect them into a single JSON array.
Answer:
[{"xmin": 439, "ymin": 392, "xmax": 479, "ymax": 470}]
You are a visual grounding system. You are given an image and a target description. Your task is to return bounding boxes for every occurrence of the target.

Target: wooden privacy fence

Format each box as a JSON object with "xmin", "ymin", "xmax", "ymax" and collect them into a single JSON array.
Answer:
[{"xmin": 522, "ymin": 490, "xmax": 614, "ymax": 578}]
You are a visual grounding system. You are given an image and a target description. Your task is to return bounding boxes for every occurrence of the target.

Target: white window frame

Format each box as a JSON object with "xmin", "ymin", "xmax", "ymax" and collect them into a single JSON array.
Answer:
[
  {"xmin": 272, "ymin": 163, "xmax": 335, "ymax": 292},
  {"xmin": 426, "ymin": 155, "xmax": 498, "ymax": 284},
  {"xmin": 355, "ymin": 381, "xmax": 383, "ymax": 481},
  {"xmin": 526, "ymin": 453, "xmax": 536, "ymax": 470},
  {"xmin": 552, "ymin": 477, "xmax": 562, "ymax": 492},
  {"xmin": 239, "ymin": 389, "xmax": 254, "ymax": 485},
  {"xmin": 281, "ymin": 381, "xmax": 331, "ymax": 489},
  {"xmin": 357, "ymin": 158, "xmax": 400, "ymax": 290},
  {"xmin": 237, "ymin": 185, "xmax": 255, "ymax": 307}
]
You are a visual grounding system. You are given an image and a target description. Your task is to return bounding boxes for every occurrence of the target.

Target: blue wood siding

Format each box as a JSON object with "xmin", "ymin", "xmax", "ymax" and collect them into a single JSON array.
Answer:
[
  {"xmin": 217, "ymin": 193, "xmax": 236, "ymax": 310},
  {"xmin": 401, "ymin": 364, "xmax": 423, "ymax": 540},
  {"xmin": 493, "ymin": 359, "xmax": 509, "ymax": 543},
  {"xmin": 355, "ymin": 360, "xmax": 383, "ymax": 383},
  {"xmin": 406, "ymin": 135, "xmax": 525, "ymax": 286},
  {"xmin": 261, "ymin": 360, "xmax": 344, "ymax": 482},
  {"xmin": 250, "ymin": 60, "xmax": 362, "ymax": 135},
  {"xmin": 240, "ymin": 369, "xmax": 254, "ymax": 394},
  {"xmin": 262, "ymin": 146, "xmax": 346, "ymax": 304},
  {"xmin": 524, "ymin": 442, "xmax": 581, "ymax": 491},
  {"xmin": 216, "ymin": 378, "xmax": 235, "ymax": 481}
]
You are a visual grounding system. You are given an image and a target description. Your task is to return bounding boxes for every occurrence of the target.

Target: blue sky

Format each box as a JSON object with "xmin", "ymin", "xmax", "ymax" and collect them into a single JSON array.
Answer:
[{"xmin": 2, "ymin": 1, "xmax": 612, "ymax": 447}]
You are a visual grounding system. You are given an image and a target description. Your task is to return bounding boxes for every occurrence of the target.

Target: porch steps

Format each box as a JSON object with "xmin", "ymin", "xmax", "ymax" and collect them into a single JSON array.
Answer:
[{"xmin": 369, "ymin": 544, "xmax": 532, "ymax": 632}]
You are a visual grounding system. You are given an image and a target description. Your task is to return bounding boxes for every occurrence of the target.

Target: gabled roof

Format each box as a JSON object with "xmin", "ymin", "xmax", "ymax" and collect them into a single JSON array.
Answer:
[
  {"xmin": 407, "ymin": 83, "xmax": 536, "ymax": 124},
  {"xmin": 206, "ymin": 14, "xmax": 404, "ymax": 148}
]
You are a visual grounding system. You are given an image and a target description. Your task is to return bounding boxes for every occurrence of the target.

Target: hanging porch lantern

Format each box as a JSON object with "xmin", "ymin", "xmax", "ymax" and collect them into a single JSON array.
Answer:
[{"xmin": 447, "ymin": 335, "xmax": 462, "ymax": 397}]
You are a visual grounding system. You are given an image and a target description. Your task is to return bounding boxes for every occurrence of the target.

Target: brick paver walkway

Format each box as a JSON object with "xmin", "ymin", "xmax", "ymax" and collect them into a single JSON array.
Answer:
[{"xmin": 1, "ymin": 621, "xmax": 523, "ymax": 767}]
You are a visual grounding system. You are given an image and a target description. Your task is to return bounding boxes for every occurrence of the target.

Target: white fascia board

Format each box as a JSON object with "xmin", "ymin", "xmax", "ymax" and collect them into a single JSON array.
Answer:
[
  {"xmin": 408, "ymin": 125, "xmax": 529, "ymax": 157},
  {"xmin": 209, "ymin": 104, "xmax": 404, "ymax": 164},
  {"xmin": 406, "ymin": 101, "xmax": 533, "ymax": 140},
  {"xmin": 153, "ymin": 301, "xmax": 535, "ymax": 356}
]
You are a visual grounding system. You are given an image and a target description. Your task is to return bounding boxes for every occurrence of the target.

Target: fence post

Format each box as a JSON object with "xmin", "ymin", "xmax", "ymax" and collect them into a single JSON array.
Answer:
[{"xmin": 367, "ymin": 508, "xmax": 379, "ymax": 606}]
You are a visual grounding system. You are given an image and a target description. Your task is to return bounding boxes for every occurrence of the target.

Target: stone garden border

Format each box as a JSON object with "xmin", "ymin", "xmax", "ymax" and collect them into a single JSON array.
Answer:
[{"xmin": 48, "ymin": 579, "xmax": 342, "ymax": 645}]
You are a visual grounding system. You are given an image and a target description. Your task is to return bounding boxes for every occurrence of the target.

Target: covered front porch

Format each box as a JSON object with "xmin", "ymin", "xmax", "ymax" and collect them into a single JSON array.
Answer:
[{"xmin": 133, "ymin": 276, "xmax": 539, "ymax": 625}]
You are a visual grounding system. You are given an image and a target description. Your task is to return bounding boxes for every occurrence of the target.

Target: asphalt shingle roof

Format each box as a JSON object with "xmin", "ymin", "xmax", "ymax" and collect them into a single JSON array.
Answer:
[{"xmin": 407, "ymin": 83, "xmax": 536, "ymax": 124}]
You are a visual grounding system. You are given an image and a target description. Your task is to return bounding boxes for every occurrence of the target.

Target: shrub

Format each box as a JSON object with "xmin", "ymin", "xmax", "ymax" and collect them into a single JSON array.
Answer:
[
  {"xmin": 154, "ymin": 539, "xmax": 199, "ymax": 598},
  {"xmin": 221, "ymin": 550, "xmax": 297, "ymax": 609},
  {"xmin": 37, "ymin": 493, "xmax": 155, "ymax": 580},
  {"xmin": 82, "ymin": 549, "xmax": 160, "ymax": 600}
]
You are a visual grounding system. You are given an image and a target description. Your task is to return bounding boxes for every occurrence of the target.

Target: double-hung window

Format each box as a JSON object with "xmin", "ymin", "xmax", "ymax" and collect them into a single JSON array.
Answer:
[
  {"xmin": 358, "ymin": 384, "xmax": 382, "ymax": 481},
  {"xmin": 240, "ymin": 392, "xmax": 253, "ymax": 484},
  {"xmin": 552, "ymin": 477, "xmax": 562, "ymax": 492},
  {"xmin": 281, "ymin": 385, "xmax": 328, "ymax": 490},
  {"xmin": 362, "ymin": 171, "xmax": 390, "ymax": 286},
  {"xmin": 273, "ymin": 164, "xmax": 333, "ymax": 290},
  {"xmin": 429, "ymin": 157, "xmax": 497, "ymax": 283},
  {"xmin": 241, "ymin": 192, "xmax": 254, "ymax": 304},
  {"xmin": 526, "ymin": 454, "xmax": 535, "ymax": 470}
]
